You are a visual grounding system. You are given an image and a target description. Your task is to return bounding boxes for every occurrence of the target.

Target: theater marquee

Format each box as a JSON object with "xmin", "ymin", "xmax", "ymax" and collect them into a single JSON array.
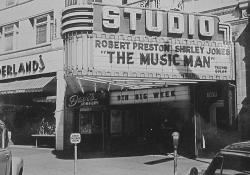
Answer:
[
  {"xmin": 91, "ymin": 33, "xmax": 233, "ymax": 80},
  {"xmin": 110, "ymin": 86, "xmax": 189, "ymax": 105},
  {"xmin": 64, "ymin": 4, "xmax": 234, "ymax": 80}
]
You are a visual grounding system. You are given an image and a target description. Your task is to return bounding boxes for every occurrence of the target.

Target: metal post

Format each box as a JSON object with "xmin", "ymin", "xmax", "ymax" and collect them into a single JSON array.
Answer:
[
  {"xmin": 172, "ymin": 132, "xmax": 179, "ymax": 175},
  {"xmin": 35, "ymin": 138, "xmax": 38, "ymax": 148},
  {"xmin": 194, "ymin": 113, "xmax": 197, "ymax": 157},
  {"xmin": 174, "ymin": 149, "xmax": 177, "ymax": 175},
  {"xmin": 102, "ymin": 112, "xmax": 105, "ymax": 151},
  {"xmin": 74, "ymin": 144, "xmax": 77, "ymax": 175}
]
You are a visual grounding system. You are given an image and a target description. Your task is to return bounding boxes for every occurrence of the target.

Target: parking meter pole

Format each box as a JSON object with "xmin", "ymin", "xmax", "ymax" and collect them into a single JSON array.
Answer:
[
  {"xmin": 174, "ymin": 149, "xmax": 177, "ymax": 175},
  {"xmin": 74, "ymin": 144, "xmax": 77, "ymax": 175},
  {"xmin": 172, "ymin": 132, "xmax": 180, "ymax": 175}
]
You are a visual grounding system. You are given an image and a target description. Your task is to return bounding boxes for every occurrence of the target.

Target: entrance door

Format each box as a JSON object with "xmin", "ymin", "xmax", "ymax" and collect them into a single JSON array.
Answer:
[
  {"xmin": 209, "ymin": 100, "xmax": 224, "ymax": 132},
  {"xmin": 79, "ymin": 111, "xmax": 104, "ymax": 151}
]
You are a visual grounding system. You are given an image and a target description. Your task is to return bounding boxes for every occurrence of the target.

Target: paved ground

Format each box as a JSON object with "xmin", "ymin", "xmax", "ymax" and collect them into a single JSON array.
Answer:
[{"xmin": 10, "ymin": 145, "xmax": 209, "ymax": 175}]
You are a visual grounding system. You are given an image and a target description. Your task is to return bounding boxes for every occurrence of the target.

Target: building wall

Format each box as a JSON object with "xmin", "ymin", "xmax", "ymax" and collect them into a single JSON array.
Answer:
[
  {"xmin": 232, "ymin": 21, "xmax": 248, "ymax": 115},
  {"xmin": 0, "ymin": 0, "xmax": 65, "ymax": 149},
  {"xmin": 200, "ymin": 2, "xmax": 250, "ymax": 141},
  {"xmin": 0, "ymin": 0, "xmax": 64, "ymax": 56}
]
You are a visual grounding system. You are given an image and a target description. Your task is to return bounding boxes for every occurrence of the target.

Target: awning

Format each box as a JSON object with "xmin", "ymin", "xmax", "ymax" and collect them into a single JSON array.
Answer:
[
  {"xmin": 32, "ymin": 96, "xmax": 57, "ymax": 103},
  {"xmin": 65, "ymin": 75, "xmax": 216, "ymax": 94},
  {"xmin": 0, "ymin": 76, "xmax": 55, "ymax": 95}
]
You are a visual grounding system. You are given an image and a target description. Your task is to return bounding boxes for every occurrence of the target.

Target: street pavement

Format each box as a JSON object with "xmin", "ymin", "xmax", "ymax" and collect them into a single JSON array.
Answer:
[{"xmin": 10, "ymin": 145, "xmax": 209, "ymax": 175}]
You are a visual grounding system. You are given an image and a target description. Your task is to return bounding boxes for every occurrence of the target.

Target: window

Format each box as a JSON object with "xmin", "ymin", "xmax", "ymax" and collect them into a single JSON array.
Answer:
[
  {"xmin": 208, "ymin": 155, "xmax": 250, "ymax": 175},
  {"xmin": 1, "ymin": 23, "xmax": 18, "ymax": 51},
  {"xmin": 4, "ymin": 24, "xmax": 14, "ymax": 51},
  {"xmin": 122, "ymin": 0, "xmax": 127, "ymax": 5},
  {"xmin": 65, "ymin": 0, "xmax": 78, "ymax": 6},
  {"xmin": 0, "ymin": 0, "xmax": 17, "ymax": 9},
  {"xmin": 6, "ymin": 0, "xmax": 16, "ymax": 7},
  {"xmin": 79, "ymin": 111, "xmax": 102, "ymax": 134},
  {"xmin": 35, "ymin": 14, "xmax": 53, "ymax": 45}
]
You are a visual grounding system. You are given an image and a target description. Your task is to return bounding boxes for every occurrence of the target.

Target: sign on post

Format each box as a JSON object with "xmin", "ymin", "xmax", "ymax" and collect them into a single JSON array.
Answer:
[{"xmin": 70, "ymin": 133, "xmax": 81, "ymax": 144}]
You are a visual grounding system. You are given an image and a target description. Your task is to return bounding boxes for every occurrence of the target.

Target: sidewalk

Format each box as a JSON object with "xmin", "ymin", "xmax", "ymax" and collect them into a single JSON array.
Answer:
[
  {"xmin": 195, "ymin": 149, "xmax": 216, "ymax": 164},
  {"xmin": 10, "ymin": 145, "xmax": 209, "ymax": 175}
]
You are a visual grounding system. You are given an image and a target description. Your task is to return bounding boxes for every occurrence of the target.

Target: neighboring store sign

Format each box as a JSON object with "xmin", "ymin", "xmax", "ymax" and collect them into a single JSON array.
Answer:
[
  {"xmin": 91, "ymin": 33, "xmax": 233, "ymax": 80},
  {"xmin": 67, "ymin": 91, "xmax": 108, "ymax": 108},
  {"xmin": 110, "ymin": 86, "xmax": 189, "ymax": 105},
  {"xmin": 93, "ymin": 4, "xmax": 229, "ymax": 41},
  {"xmin": 0, "ymin": 50, "xmax": 63, "ymax": 80}
]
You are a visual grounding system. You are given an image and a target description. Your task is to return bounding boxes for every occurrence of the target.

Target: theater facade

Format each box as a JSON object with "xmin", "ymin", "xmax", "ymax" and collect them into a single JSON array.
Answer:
[
  {"xmin": 60, "ymin": 3, "xmax": 235, "ymax": 156},
  {"xmin": 0, "ymin": 0, "xmax": 234, "ymax": 157}
]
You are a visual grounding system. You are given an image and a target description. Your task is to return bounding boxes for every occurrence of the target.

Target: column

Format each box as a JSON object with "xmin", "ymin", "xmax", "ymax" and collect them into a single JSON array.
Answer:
[{"xmin": 55, "ymin": 70, "xmax": 66, "ymax": 150}]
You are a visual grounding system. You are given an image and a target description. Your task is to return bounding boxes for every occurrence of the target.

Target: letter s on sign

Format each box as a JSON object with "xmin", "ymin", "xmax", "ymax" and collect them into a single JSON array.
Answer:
[{"xmin": 103, "ymin": 6, "xmax": 120, "ymax": 29}]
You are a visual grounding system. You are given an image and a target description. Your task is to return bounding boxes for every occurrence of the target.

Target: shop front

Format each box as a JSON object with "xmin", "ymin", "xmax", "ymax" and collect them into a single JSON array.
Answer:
[
  {"xmin": 62, "ymin": 4, "xmax": 234, "ymax": 156},
  {"xmin": 65, "ymin": 90, "xmax": 109, "ymax": 152},
  {"xmin": 0, "ymin": 50, "xmax": 63, "ymax": 147},
  {"xmin": 108, "ymin": 86, "xmax": 192, "ymax": 154}
]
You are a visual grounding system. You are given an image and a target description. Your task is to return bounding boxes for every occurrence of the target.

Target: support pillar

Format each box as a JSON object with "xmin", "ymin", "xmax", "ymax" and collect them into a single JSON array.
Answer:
[{"xmin": 55, "ymin": 70, "xmax": 66, "ymax": 150}]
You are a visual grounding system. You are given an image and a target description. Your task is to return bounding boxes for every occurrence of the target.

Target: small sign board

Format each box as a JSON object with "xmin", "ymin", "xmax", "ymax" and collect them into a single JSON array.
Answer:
[
  {"xmin": 70, "ymin": 133, "xmax": 81, "ymax": 144},
  {"xmin": 206, "ymin": 91, "xmax": 218, "ymax": 98}
]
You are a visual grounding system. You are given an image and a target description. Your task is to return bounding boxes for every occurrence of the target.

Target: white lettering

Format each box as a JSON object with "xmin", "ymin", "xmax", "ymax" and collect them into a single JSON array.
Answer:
[
  {"xmin": 168, "ymin": 12, "xmax": 184, "ymax": 34},
  {"xmin": 199, "ymin": 16, "xmax": 214, "ymax": 37},
  {"xmin": 188, "ymin": 14, "xmax": 195, "ymax": 36},
  {"xmin": 101, "ymin": 6, "xmax": 218, "ymax": 38},
  {"xmin": 103, "ymin": 6, "xmax": 120, "ymax": 29},
  {"xmin": 124, "ymin": 8, "xmax": 142, "ymax": 31},
  {"xmin": 146, "ymin": 10, "xmax": 163, "ymax": 33}
]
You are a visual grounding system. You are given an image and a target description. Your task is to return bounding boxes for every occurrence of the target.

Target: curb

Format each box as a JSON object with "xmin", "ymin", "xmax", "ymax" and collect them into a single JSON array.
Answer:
[{"xmin": 195, "ymin": 158, "xmax": 211, "ymax": 164}]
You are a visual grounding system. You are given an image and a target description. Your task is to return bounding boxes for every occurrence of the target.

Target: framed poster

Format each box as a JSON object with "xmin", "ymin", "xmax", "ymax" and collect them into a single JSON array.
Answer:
[
  {"xmin": 79, "ymin": 113, "xmax": 92, "ymax": 134},
  {"xmin": 110, "ymin": 110, "xmax": 122, "ymax": 134}
]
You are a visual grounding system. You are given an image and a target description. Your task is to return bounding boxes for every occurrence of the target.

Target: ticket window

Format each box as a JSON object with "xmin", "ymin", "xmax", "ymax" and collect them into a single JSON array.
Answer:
[{"xmin": 79, "ymin": 111, "xmax": 102, "ymax": 134}]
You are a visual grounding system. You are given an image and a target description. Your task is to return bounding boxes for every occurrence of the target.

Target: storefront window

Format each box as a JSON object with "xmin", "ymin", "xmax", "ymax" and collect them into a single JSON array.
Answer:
[
  {"xmin": 9, "ymin": 104, "xmax": 56, "ymax": 144},
  {"xmin": 79, "ymin": 111, "xmax": 102, "ymax": 134},
  {"xmin": 110, "ymin": 110, "xmax": 122, "ymax": 135},
  {"xmin": 37, "ymin": 117, "xmax": 55, "ymax": 135}
]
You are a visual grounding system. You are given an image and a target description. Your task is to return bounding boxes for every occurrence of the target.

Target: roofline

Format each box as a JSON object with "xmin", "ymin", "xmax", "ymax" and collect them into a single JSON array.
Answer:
[
  {"xmin": 201, "ymin": 0, "xmax": 249, "ymax": 14},
  {"xmin": 92, "ymin": 2, "xmax": 221, "ymax": 19},
  {"xmin": 201, "ymin": 4, "xmax": 237, "ymax": 14}
]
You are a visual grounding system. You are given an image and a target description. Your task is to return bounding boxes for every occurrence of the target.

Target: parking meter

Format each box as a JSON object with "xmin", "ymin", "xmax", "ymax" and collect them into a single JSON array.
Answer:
[
  {"xmin": 172, "ymin": 132, "xmax": 180, "ymax": 149},
  {"xmin": 172, "ymin": 132, "xmax": 180, "ymax": 175}
]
